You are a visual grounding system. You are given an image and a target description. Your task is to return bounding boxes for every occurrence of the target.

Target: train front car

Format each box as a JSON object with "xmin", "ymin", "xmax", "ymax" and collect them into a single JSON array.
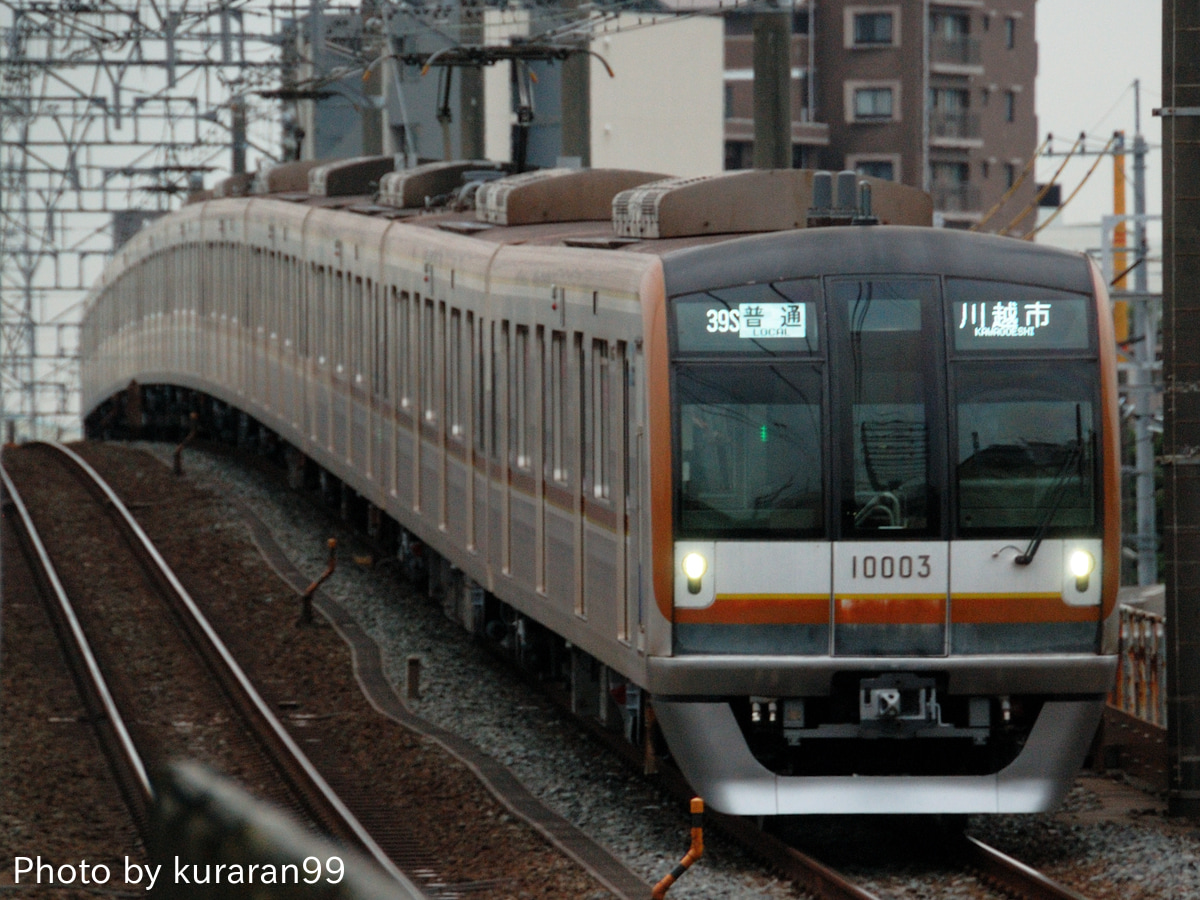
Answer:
[{"xmin": 646, "ymin": 226, "xmax": 1120, "ymax": 816}]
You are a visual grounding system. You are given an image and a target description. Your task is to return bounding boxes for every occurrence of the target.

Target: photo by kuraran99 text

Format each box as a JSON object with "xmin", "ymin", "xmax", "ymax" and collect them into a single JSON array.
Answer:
[{"xmin": 82, "ymin": 160, "xmax": 1120, "ymax": 816}]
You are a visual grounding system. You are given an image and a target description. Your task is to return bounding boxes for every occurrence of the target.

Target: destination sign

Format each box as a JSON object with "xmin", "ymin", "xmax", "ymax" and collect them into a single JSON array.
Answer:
[
  {"xmin": 674, "ymin": 280, "xmax": 820, "ymax": 355},
  {"xmin": 703, "ymin": 302, "xmax": 807, "ymax": 339},
  {"xmin": 951, "ymin": 294, "xmax": 1091, "ymax": 351}
]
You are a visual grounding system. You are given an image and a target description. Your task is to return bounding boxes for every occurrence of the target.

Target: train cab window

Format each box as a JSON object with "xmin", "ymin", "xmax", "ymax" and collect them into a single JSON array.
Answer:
[
  {"xmin": 832, "ymin": 278, "xmax": 940, "ymax": 536},
  {"xmin": 676, "ymin": 363, "xmax": 824, "ymax": 537},
  {"xmin": 954, "ymin": 362, "xmax": 1098, "ymax": 534},
  {"xmin": 947, "ymin": 279, "xmax": 1100, "ymax": 536}
]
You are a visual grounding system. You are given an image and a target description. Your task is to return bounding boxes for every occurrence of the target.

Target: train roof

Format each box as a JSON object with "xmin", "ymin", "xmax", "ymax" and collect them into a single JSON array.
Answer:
[
  {"xmin": 659, "ymin": 225, "xmax": 1098, "ymax": 297},
  {"xmin": 208, "ymin": 161, "xmax": 936, "ymax": 256},
  {"xmin": 197, "ymin": 161, "xmax": 1091, "ymax": 296}
]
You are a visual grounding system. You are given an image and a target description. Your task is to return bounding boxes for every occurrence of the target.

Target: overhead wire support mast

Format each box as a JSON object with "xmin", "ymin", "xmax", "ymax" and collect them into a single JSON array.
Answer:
[{"xmin": 0, "ymin": 0, "xmax": 293, "ymax": 441}]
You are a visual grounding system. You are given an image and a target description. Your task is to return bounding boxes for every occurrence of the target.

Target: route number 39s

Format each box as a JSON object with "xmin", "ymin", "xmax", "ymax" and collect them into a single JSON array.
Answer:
[
  {"xmin": 706, "ymin": 308, "xmax": 742, "ymax": 333},
  {"xmin": 851, "ymin": 555, "xmax": 932, "ymax": 579}
]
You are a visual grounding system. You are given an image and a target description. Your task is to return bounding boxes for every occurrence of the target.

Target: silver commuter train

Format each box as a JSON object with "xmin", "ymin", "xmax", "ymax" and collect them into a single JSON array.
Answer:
[{"xmin": 80, "ymin": 162, "xmax": 1121, "ymax": 815}]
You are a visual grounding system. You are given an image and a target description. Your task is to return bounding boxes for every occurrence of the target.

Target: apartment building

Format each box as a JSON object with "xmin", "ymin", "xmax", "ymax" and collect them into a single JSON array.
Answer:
[{"xmin": 723, "ymin": 1, "xmax": 1039, "ymax": 232}]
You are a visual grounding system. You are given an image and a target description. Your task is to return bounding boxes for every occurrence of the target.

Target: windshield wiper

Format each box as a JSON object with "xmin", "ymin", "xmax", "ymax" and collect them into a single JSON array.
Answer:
[{"xmin": 1015, "ymin": 405, "xmax": 1085, "ymax": 566}]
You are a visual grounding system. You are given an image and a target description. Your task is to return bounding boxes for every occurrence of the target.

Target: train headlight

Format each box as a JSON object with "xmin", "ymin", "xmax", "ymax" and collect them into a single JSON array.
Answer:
[
  {"xmin": 1069, "ymin": 550, "xmax": 1095, "ymax": 592},
  {"xmin": 682, "ymin": 552, "xmax": 708, "ymax": 594}
]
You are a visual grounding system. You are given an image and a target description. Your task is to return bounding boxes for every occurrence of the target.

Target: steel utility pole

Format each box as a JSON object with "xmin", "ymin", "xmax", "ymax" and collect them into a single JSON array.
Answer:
[
  {"xmin": 1162, "ymin": 0, "xmax": 1200, "ymax": 818},
  {"xmin": 753, "ymin": 3, "xmax": 791, "ymax": 169}
]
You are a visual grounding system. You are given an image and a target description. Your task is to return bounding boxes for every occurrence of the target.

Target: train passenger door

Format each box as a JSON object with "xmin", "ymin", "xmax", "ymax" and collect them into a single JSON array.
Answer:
[{"xmin": 829, "ymin": 277, "xmax": 948, "ymax": 657}]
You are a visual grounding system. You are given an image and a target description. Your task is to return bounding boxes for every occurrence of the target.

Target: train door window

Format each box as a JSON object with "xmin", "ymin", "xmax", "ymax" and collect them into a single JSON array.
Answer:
[
  {"xmin": 449, "ymin": 310, "xmax": 463, "ymax": 440},
  {"xmin": 830, "ymin": 277, "xmax": 942, "ymax": 536},
  {"xmin": 515, "ymin": 326, "xmax": 530, "ymax": 469},
  {"xmin": 550, "ymin": 331, "xmax": 567, "ymax": 483},
  {"xmin": 592, "ymin": 340, "xmax": 610, "ymax": 500}
]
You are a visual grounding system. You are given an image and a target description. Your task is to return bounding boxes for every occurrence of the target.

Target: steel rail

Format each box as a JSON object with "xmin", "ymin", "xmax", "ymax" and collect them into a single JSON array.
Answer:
[
  {"xmin": 35, "ymin": 441, "xmax": 427, "ymax": 898},
  {"xmin": 513, "ymin": 664, "xmax": 886, "ymax": 900},
  {"xmin": 0, "ymin": 465, "xmax": 155, "ymax": 815},
  {"xmin": 961, "ymin": 834, "xmax": 1093, "ymax": 900}
]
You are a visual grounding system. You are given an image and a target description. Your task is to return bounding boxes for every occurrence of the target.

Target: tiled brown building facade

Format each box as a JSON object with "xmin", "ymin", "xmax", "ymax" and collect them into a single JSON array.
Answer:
[{"xmin": 722, "ymin": 1, "xmax": 1038, "ymax": 233}]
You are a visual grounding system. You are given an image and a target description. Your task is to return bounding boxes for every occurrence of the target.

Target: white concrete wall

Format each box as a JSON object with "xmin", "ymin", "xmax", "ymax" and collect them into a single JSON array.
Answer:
[
  {"xmin": 483, "ymin": 9, "xmax": 529, "ymax": 163},
  {"xmin": 589, "ymin": 15, "xmax": 724, "ymax": 178}
]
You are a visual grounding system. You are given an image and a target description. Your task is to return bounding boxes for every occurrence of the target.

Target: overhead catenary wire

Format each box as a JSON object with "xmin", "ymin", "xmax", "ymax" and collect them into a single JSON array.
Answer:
[
  {"xmin": 997, "ymin": 133, "xmax": 1084, "ymax": 236},
  {"xmin": 970, "ymin": 135, "xmax": 1051, "ymax": 232},
  {"xmin": 1026, "ymin": 133, "xmax": 1119, "ymax": 240}
]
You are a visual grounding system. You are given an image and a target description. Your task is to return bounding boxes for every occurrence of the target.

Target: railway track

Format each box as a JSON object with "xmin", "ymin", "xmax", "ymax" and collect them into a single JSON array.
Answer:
[
  {"xmin": 201, "ymin": 442, "xmax": 1104, "ymax": 900},
  {"xmin": 2, "ymin": 441, "xmax": 423, "ymax": 898},
  {"xmin": 3, "ymin": 438, "xmax": 1111, "ymax": 900}
]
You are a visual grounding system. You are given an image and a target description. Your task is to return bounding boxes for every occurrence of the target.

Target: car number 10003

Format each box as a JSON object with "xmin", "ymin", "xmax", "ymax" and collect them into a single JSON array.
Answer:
[{"xmin": 851, "ymin": 555, "xmax": 932, "ymax": 579}]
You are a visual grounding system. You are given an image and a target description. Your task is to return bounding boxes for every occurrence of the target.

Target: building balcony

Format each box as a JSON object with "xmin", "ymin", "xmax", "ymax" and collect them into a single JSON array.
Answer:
[
  {"xmin": 929, "ymin": 110, "xmax": 983, "ymax": 148},
  {"xmin": 930, "ymin": 35, "xmax": 983, "ymax": 73},
  {"xmin": 931, "ymin": 183, "xmax": 981, "ymax": 213},
  {"xmin": 725, "ymin": 117, "xmax": 829, "ymax": 147}
]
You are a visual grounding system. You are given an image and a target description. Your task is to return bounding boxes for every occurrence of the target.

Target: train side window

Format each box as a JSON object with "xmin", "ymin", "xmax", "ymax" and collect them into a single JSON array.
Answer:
[
  {"xmin": 492, "ymin": 322, "xmax": 506, "ymax": 461},
  {"xmin": 424, "ymin": 301, "xmax": 439, "ymax": 424},
  {"xmin": 313, "ymin": 265, "xmax": 326, "ymax": 365},
  {"xmin": 515, "ymin": 326, "xmax": 530, "ymax": 469},
  {"xmin": 355, "ymin": 277, "xmax": 367, "ymax": 382},
  {"xmin": 332, "ymin": 271, "xmax": 345, "ymax": 374},
  {"xmin": 592, "ymin": 339, "xmax": 610, "ymax": 500},
  {"xmin": 474, "ymin": 314, "xmax": 487, "ymax": 457},
  {"xmin": 374, "ymin": 284, "xmax": 387, "ymax": 400},
  {"xmin": 396, "ymin": 290, "xmax": 410, "ymax": 409},
  {"xmin": 296, "ymin": 256, "xmax": 304, "ymax": 351},
  {"xmin": 550, "ymin": 331, "xmax": 567, "ymax": 483},
  {"xmin": 449, "ymin": 309, "xmax": 463, "ymax": 440},
  {"xmin": 448, "ymin": 314, "xmax": 460, "ymax": 441}
]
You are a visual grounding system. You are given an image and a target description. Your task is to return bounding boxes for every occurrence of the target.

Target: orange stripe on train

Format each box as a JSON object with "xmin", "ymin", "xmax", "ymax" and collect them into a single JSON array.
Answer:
[
  {"xmin": 835, "ymin": 595, "xmax": 945, "ymax": 625},
  {"xmin": 675, "ymin": 594, "xmax": 829, "ymax": 626},
  {"xmin": 950, "ymin": 593, "xmax": 1099, "ymax": 624}
]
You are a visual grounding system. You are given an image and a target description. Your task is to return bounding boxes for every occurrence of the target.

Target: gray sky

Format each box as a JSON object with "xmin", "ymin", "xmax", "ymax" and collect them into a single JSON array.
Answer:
[{"xmin": 1034, "ymin": 0, "xmax": 1162, "ymax": 266}]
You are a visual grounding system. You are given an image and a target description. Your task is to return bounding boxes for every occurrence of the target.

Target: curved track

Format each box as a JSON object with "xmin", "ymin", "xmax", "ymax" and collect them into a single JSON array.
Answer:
[{"xmin": 2, "ymin": 441, "xmax": 424, "ymax": 898}]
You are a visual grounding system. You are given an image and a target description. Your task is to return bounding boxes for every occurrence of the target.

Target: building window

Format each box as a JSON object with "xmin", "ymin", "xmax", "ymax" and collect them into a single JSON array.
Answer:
[
  {"xmin": 724, "ymin": 83, "xmax": 734, "ymax": 120},
  {"xmin": 846, "ymin": 6, "xmax": 899, "ymax": 48},
  {"xmin": 1005, "ymin": 163, "xmax": 1017, "ymax": 188},
  {"xmin": 930, "ymin": 11, "xmax": 968, "ymax": 39},
  {"xmin": 725, "ymin": 141, "xmax": 753, "ymax": 170},
  {"xmin": 854, "ymin": 12, "xmax": 893, "ymax": 44},
  {"xmin": 1005, "ymin": 17, "xmax": 1016, "ymax": 48},
  {"xmin": 854, "ymin": 87, "xmax": 894, "ymax": 120},
  {"xmin": 1005, "ymin": 90, "xmax": 1016, "ymax": 122},
  {"xmin": 853, "ymin": 158, "xmax": 896, "ymax": 181}
]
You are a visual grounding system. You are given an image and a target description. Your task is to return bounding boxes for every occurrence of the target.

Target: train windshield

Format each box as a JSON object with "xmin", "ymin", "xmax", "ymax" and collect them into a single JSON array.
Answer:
[
  {"xmin": 832, "ymin": 278, "xmax": 941, "ymax": 536},
  {"xmin": 669, "ymin": 274, "xmax": 1100, "ymax": 541},
  {"xmin": 676, "ymin": 363, "xmax": 824, "ymax": 537},
  {"xmin": 954, "ymin": 364, "xmax": 1097, "ymax": 535}
]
